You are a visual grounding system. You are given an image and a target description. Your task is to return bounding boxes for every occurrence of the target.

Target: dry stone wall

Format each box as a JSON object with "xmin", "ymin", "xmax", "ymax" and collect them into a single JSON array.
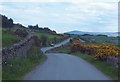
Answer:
[
  {"xmin": 2, "ymin": 35, "xmax": 35, "ymax": 65},
  {"xmin": 107, "ymin": 56, "xmax": 119, "ymax": 69}
]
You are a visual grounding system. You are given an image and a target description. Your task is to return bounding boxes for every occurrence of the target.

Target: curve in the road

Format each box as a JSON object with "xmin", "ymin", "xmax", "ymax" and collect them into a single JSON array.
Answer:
[
  {"xmin": 41, "ymin": 38, "xmax": 72, "ymax": 53},
  {"xmin": 24, "ymin": 38, "xmax": 111, "ymax": 80},
  {"xmin": 24, "ymin": 53, "xmax": 111, "ymax": 80}
]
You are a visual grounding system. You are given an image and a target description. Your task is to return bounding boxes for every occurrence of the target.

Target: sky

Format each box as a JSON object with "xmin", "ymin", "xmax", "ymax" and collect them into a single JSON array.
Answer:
[{"xmin": 0, "ymin": 0, "xmax": 119, "ymax": 33}]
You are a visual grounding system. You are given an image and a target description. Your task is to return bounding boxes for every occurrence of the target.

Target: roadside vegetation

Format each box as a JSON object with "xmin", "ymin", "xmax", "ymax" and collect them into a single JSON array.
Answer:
[
  {"xmin": 0, "ymin": 69, "xmax": 1, "ymax": 82},
  {"xmin": 35, "ymin": 31, "xmax": 69, "ymax": 47},
  {"xmin": 47, "ymin": 37, "xmax": 119, "ymax": 81},
  {"xmin": 47, "ymin": 45, "xmax": 70, "ymax": 53},
  {"xmin": 2, "ymin": 28, "xmax": 69, "ymax": 48},
  {"xmin": 2, "ymin": 14, "xmax": 119, "ymax": 81},
  {"xmin": 73, "ymin": 53, "xmax": 119, "ymax": 80},
  {"xmin": 0, "ymin": 28, "xmax": 2, "ymax": 48},
  {"xmin": 2, "ymin": 28, "xmax": 23, "ymax": 47},
  {"xmin": 2, "ymin": 14, "xmax": 69, "ymax": 48},
  {"xmin": 1, "ymin": 14, "xmax": 69, "ymax": 80},
  {"xmin": 2, "ymin": 45, "xmax": 46, "ymax": 80},
  {"xmin": 70, "ymin": 40, "xmax": 119, "ymax": 60},
  {"xmin": 79, "ymin": 34, "xmax": 119, "ymax": 46}
]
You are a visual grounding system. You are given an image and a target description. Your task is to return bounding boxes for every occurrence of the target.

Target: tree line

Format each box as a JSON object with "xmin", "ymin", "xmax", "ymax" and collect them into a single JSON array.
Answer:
[
  {"xmin": 1, "ymin": 14, "xmax": 14, "ymax": 28},
  {"xmin": 28, "ymin": 24, "xmax": 56, "ymax": 34},
  {"xmin": 1, "ymin": 14, "xmax": 56, "ymax": 34}
]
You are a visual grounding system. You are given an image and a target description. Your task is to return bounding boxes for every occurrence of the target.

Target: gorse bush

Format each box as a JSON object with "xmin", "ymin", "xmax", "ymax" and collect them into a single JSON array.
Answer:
[
  {"xmin": 71, "ymin": 40, "xmax": 120, "ymax": 60},
  {"xmin": 94, "ymin": 44, "xmax": 120, "ymax": 60}
]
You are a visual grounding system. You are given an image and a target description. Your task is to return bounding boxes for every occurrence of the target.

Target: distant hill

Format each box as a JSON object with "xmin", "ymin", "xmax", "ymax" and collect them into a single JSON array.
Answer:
[{"xmin": 65, "ymin": 30, "xmax": 120, "ymax": 37}]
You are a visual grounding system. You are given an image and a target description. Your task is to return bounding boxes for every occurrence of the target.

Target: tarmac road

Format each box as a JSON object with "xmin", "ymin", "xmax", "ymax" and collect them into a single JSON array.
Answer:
[
  {"xmin": 24, "ymin": 53, "xmax": 110, "ymax": 80},
  {"xmin": 24, "ymin": 38, "xmax": 111, "ymax": 80}
]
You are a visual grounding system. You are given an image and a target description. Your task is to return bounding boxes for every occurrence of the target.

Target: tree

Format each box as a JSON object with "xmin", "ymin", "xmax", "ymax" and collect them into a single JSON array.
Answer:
[
  {"xmin": 14, "ymin": 23, "xmax": 26, "ymax": 28},
  {"xmin": 14, "ymin": 29, "xmax": 28, "ymax": 37},
  {"xmin": 44, "ymin": 27, "xmax": 51, "ymax": 32},
  {"xmin": 69, "ymin": 39, "xmax": 73, "ymax": 43},
  {"xmin": 1, "ymin": 14, "xmax": 13, "ymax": 28},
  {"xmin": 28, "ymin": 25, "xmax": 33, "ymax": 29},
  {"xmin": 8, "ymin": 18, "xmax": 13, "ymax": 27},
  {"xmin": 28, "ymin": 24, "xmax": 39, "ymax": 30}
]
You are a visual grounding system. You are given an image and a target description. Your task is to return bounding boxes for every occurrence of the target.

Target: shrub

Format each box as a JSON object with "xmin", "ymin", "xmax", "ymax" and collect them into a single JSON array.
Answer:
[
  {"xmin": 40, "ymin": 35, "xmax": 48, "ymax": 46},
  {"xmin": 14, "ymin": 29, "xmax": 28, "ymax": 37},
  {"xmin": 33, "ymin": 36, "xmax": 41, "ymax": 47},
  {"xmin": 71, "ymin": 40, "xmax": 120, "ymax": 61}
]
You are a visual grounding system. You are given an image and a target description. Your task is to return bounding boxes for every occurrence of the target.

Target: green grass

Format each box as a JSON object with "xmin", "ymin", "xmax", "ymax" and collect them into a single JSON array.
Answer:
[
  {"xmin": 46, "ymin": 42, "xmax": 71, "ymax": 53},
  {"xmin": 73, "ymin": 53, "xmax": 119, "ymax": 80},
  {"xmin": 35, "ymin": 31, "xmax": 67, "ymax": 46},
  {"xmin": 80, "ymin": 35, "xmax": 119, "ymax": 46},
  {"xmin": 0, "ymin": 69, "xmax": 2, "ymax": 81},
  {"xmin": 2, "ymin": 45, "xmax": 46, "ymax": 80},
  {"xmin": 0, "ymin": 28, "xmax": 2, "ymax": 48},
  {"xmin": 35, "ymin": 32, "xmax": 57, "ymax": 39},
  {"xmin": 2, "ymin": 29, "xmax": 23, "ymax": 47},
  {"xmin": 47, "ymin": 46, "xmax": 70, "ymax": 53}
]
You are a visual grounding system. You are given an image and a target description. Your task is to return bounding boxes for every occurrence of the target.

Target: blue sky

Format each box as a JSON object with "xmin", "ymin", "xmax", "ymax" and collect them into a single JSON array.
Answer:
[{"xmin": 0, "ymin": 0, "xmax": 119, "ymax": 33}]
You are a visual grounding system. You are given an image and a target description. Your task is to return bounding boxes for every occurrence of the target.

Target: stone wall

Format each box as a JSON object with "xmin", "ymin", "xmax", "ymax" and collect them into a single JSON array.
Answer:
[
  {"xmin": 2, "ymin": 35, "xmax": 36, "ymax": 65},
  {"xmin": 107, "ymin": 56, "xmax": 119, "ymax": 69}
]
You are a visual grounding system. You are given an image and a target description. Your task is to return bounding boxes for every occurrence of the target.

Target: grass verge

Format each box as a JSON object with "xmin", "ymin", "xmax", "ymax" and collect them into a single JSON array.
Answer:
[
  {"xmin": 72, "ymin": 53, "xmax": 119, "ymax": 80},
  {"xmin": 46, "ymin": 46, "xmax": 70, "ymax": 53},
  {"xmin": 2, "ymin": 45, "xmax": 46, "ymax": 80},
  {"xmin": 2, "ymin": 29, "xmax": 23, "ymax": 47},
  {"xmin": 0, "ymin": 69, "xmax": 2, "ymax": 81}
]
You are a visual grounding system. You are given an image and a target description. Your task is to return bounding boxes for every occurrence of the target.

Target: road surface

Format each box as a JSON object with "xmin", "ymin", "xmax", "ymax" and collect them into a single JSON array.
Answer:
[
  {"xmin": 24, "ymin": 38, "xmax": 111, "ymax": 80},
  {"xmin": 41, "ymin": 38, "xmax": 72, "ymax": 53},
  {"xmin": 79, "ymin": 38, "xmax": 86, "ymax": 42}
]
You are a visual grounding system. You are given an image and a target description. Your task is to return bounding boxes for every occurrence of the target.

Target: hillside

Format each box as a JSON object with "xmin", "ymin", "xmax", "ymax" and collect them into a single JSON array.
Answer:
[
  {"xmin": 2, "ymin": 14, "xmax": 69, "ymax": 80},
  {"xmin": 1, "ymin": 14, "xmax": 69, "ymax": 48},
  {"xmin": 65, "ymin": 30, "xmax": 119, "ymax": 37}
]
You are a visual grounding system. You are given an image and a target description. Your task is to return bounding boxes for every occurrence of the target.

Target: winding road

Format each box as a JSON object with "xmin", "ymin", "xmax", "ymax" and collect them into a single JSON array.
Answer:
[
  {"xmin": 24, "ymin": 38, "xmax": 111, "ymax": 80},
  {"xmin": 41, "ymin": 38, "xmax": 72, "ymax": 53}
]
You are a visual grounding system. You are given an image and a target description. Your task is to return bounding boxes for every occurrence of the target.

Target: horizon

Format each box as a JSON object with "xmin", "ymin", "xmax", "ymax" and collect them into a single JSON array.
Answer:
[
  {"xmin": 0, "ymin": 0, "xmax": 118, "ymax": 33},
  {"xmin": 63, "ymin": 30, "xmax": 119, "ymax": 33}
]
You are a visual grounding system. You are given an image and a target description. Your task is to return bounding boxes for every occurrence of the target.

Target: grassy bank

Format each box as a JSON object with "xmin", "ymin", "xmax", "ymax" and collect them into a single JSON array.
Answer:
[
  {"xmin": 79, "ymin": 35, "xmax": 119, "ymax": 46},
  {"xmin": 0, "ymin": 70, "xmax": 2, "ymax": 81},
  {"xmin": 73, "ymin": 53, "xmax": 119, "ymax": 80},
  {"xmin": 2, "ymin": 45, "xmax": 46, "ymax": 80},
  {"xmin": 35, "ymin": 31, "xmax": 69, "ymax": 46},
  {"xmin": 47, "ymin": 45, "xmax": 119, "ymax": 81},
  {"xmin": 2, "ymin": 28, "xmax": 23, "ymax": 47}
]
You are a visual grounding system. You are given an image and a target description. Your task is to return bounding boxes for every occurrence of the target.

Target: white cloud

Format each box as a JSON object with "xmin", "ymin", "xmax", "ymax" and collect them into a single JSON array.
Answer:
[
  {"xmin": 65, "ymin": 2, "xmax": 118, "ymax": 13},
  {"xmin": 0, "ymin": 0, "xmax": 118, "ymax": 32},
  {"xmin": 0, "ymin": 0, "xmax": 119, "ymax": 2}
]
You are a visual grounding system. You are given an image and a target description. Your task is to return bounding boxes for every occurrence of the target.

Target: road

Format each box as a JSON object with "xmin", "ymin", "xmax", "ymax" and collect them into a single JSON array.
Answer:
[
  {"xmin": 24, "ymin": 38, "xmax": 111, "ymax": 80},
  {"xmin": 79, "ymin": 38, "xmax": 86, "ymax": 42},
  {"xmin": 41, "ymin": 38, "xmax": 72, "ymax": 53}
]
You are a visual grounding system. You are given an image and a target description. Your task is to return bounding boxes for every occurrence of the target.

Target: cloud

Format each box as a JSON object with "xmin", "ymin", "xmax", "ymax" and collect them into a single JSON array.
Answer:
[
  {"xmin": 0, "ymin": 0, "xmax": 119, "ymax": 2},
  {"xmin": 0, "ymin": 0, "xmax": 118, "ymax": 33}
]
